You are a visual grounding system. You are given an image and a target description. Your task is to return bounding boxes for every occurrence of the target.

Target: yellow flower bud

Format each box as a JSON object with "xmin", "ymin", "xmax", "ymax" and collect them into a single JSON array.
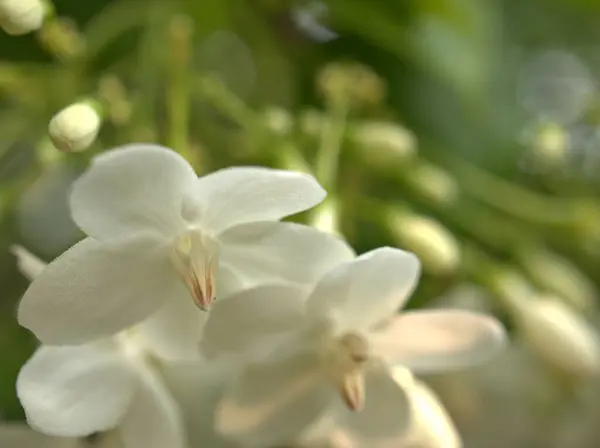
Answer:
[
  {"xmin": 0, "ymin": 0, "xmax": 45, "ymax": 35},
  {"xmin": 49, "ymin": 101, "xmax": 102, "ymax": 152},
  {"xmin": 350, "ymin": 121, "xmax": 416, "ymax": 169}
]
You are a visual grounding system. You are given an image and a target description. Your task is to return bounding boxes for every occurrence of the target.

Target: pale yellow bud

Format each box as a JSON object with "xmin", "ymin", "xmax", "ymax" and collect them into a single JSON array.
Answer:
[
  {"xmin": 390, "ymin": 212, "xmax": 461, "ymax": 276},
  {"xmin": 310, "ymin": 197, "xmax": 341, "ymax": 236},
  {"xmin": 532, "ymin": 122, "xmax": 569, "ymax": 166},
  {"xmin": 263, "ymin": 107, "xmax": 293, "ymax": 136},
  {"xmin": 516, "ymin": 294, "xmax": 600, "ymax": 378},
  {"xmin": 49, "ymin": 101, "xmax": 102, "ymax": 152},
  {"xmin": 405, "ymin": 162, "xmax": 459, "ymax": 206},
  {"xmin": 519, "ymin": 248, "xmax": 596, "ymax": 312},
  {"xmin": 393, "ymin": 369, "xmax": 461, "ymax": 448},
  {"xmin": 0, "ymin": 0, "xmax": 45, "ymax": 35},
  {"xmin": 350, "ymin": 121, "xmax": 416, "ymax": 169}
]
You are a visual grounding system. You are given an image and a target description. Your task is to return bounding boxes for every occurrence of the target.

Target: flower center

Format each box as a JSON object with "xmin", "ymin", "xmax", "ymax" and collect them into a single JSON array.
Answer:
[
  {"xmin": 324, "ymin": 332, "xmax": 370, "ymax": 412},
  {"xmin": 171, "ymin": 229, "xmax": 219, "ymax": 311}
]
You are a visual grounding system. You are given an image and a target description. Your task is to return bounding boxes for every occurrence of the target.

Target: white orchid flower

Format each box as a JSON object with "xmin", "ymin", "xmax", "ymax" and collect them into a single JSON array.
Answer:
[
  {"xmin": 12, "ymin": 246, "xmax": 187, "ymax": 448},
  {"xmin": 17, "ymin": 144, "xmax": 353, "ymax": 361},
  {"xmin": 17, "ymin": 334, "xmax": 186, "ymax": 448},
  {"xmin": 213, "ymin": 247, "xmax": 506, "ymax": 447}
]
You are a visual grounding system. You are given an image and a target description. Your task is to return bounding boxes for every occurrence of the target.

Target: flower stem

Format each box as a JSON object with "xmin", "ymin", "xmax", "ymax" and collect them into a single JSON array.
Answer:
[
  {"xmin": 315, "ymin": 97, "xmax": 348, "ymax": 192},
  {"xmin": 166, "ymin": 15, "xmax": 194, "ymax": 164}
]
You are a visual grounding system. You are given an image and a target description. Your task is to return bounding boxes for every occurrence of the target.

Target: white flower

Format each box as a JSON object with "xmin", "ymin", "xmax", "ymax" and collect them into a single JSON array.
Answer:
[
  {"xmin": 18, "ymin": 144, "xmax": 354, "ymax": 361},
  {"xmin": 0, "ymin": 0, "xmax": 45, "ymax": 36},
  {"xmin": 49, "ymin": 102, "xmax": 102, "ymax": 152},
  {"xmin": 17, "ymin": 334, "xmax": 186, "ymax": 448},
  {"xmin": 212, "ymin": 247, "xmax": 505, "ymax": 447}
]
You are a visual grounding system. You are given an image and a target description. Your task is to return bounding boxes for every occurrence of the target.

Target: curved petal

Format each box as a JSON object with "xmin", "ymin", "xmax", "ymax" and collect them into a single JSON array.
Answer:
[
  {"xmin": 340, "ymin": 365, "xmax": 411, "ymax": 442},
  {"xmin": 201, "ymin": 283, "xmax": 306, "ymax": 357},
  {"xmin": 373, "ymin": 310, "xmax": 507, "ymax": 373},
  {"xmin": 161, "ymin": 358, "xmax": 241, "ymax": 448},
  {"xmin": 216, "ymin": 342, "xmax": 335, "ymax": 447},
  {"xmin": 136, "ymin": 293, "xmax": 208, "ymax": 362},
  {"xmin": 17, "ymin": 343, "xmax": 136, "ymax": 437},
  {"xmin": 220, "ymin": 221, "xmax": 355, "ymax": 289},
  {"xmin": 0, "ymin": 423, "xmax": 79, "ymax": 448},
  {"xmin": 70, "ymin": 144, "xmax": 195, "ymax": 240},
  {"xmin": 119, "ymin": 362, "xmax": 187, "ymax": 448},
  {"xmin": 18, "ymin": 237, "xmax": 177, "ymax": 345},
  {"xmin": 187, "ymin": 166, "xmax": 326, "ymax": 233},
  {"xmin": 305, "ymin": 247, "xmax": 421, "ymax": 332}
]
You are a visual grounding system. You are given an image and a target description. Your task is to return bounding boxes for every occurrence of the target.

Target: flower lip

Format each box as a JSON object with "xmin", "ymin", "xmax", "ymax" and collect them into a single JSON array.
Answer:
[{"xmin": 171, "ymin": 229, "xmax": 219, "ymax": 311}]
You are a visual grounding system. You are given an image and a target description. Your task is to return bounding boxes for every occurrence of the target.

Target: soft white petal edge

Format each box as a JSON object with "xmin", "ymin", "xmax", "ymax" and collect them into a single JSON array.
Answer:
[
  {"xmin": 219, "ymin": 221, "xmax": 355, "ymax": 289},
  {"xmin": 188, "ymin": 166, "xmax": 326, "ymax": 233},
  {"xmin": 119, "ymin": 362, "xmax": 187, "ymax": 448},
  {"xmin": 17, "ymin": 343, "xmax": 136, "ymax": 437},
  {"xmin": 70, "ymin": 144, "xmax": 196, "ymax": 240},
  {"xmin": 18, "ymin": 236, "xmax": 177, "ymax": 345},
  {"xmin": 306, "ymin": 247, "xmax": 421, "ymax": 332},
  {"xmin": 374, "ymin": 310, "xmax": 507, "ymax": 373}
]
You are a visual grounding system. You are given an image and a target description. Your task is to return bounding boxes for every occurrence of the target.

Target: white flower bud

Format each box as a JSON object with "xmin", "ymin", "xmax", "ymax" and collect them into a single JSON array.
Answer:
[
  {"xmin": 49, "ymin": 101, "xmax": 102, "ymax": 152},
  {"xmin": 405, "ymin": 162, "xmax": 459, "ymax": 206},
  {"xmin": 393, "ymin": 369, "xmax": 462, "ymax": 448},
  {"xmin": 0, "ymin": 0, "xmax": 45, "ymax": 36},
  {"xmin": 516, "ymin": 294, "xmax": 600, "ymax": 377},
  {"xmin": 390, "ymin": 212, "xmax": 461, "ymax": 276},
  {"xmin": 350, "ymin": 121, "xmax": 416, "ymax": 168}
]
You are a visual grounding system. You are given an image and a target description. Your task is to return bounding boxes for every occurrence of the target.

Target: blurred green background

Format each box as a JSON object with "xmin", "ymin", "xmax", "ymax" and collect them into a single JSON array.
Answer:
[{"xmin": 3, "ymin": 0, "xmax": 600, "ymax": 446}]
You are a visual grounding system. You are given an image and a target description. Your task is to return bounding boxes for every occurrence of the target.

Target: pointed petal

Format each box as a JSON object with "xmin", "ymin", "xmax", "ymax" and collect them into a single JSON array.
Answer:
[
  {"xmin": 373, "ymin": 310, "xmax": 507, "ymax": 373},
  {"xmin": 201, "ymin": 283, "xmax": 306, "ymax": 357},
  {"xmin": 119, "ymin": 363, "xmax": 187, "ymax": 448},
  {"xmin": 17, "ymin": 343, "xmax": 136, "ymax": 437},
  {"xmin": 70, "ymin": 144, "xmax": 195, "ymax": 240},
  {"xmin": 216, "ymin": 342, "xmax": 335, "ymax": 447},
  {"xmin": 136, "ymin": 294, "xmax": 208, "ymax": 362},
  {"xmin": 11, "ymin": 245, "xmax": 47, "ymax": 280},
  {"xmin": 306, "ymin": 247, "xmax": 420, "ymax": 332},
  {"xmin": 341, "ymin": 366, "xmax": 411, "ymax": 442},
  {"xmin": 188, "ymin": 166, "xmax": 326, "ymax": 233},
  {"xmin": 220, "ymin": 221, "xmax": 355, "ymax": 289},
  {"xmin": 161, "ymin": 358, "xmax": 241, "ymax": 448},
  {"xmin": 0, "ymin": 423, "xmax": 80, "ymax": 448},
  {"xmin": 18, "ymin": 237, "xmax": 176, "ymax": 345}
]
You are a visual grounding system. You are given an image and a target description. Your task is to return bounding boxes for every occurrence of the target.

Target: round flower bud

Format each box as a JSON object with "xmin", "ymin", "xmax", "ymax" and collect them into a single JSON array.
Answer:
[
  {"xmin": 389, "ymin": 211, "xmax": 461, "ymax": 276},
  {"xmin": 515, "ymin": 294, "xmax": 600, "ymax": 378},
  {"xmin": 0, "ymin": 0, "xmax": 45, "ymax": 36},
  {"xmin": 48, "ymin": 101, "xmax": 102, "ymax": 152},
  {"xmin": 349, "ymin": 121, "xmax": 416, "ymax": 170},
  {"xmin": 262, "ymin": 107, "xmax": 293, "ymax": 136},
  {"xmin": 405, "ymin": 162, "xmax": 459, "ymax": 206}
]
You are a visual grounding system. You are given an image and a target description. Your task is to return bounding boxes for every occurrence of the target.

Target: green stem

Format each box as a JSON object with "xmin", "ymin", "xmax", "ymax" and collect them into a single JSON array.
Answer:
[
  {"xmin": 315, "ymin": 98, "xmax": 348, "ymax": 191},
  {"xmin": 166, "ymin": 16, "xmax": 193, "ymax": 162}
]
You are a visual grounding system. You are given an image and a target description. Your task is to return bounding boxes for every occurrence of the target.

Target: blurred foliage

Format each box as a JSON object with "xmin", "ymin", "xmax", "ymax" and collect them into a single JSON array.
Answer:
[{"xmin": 3, "ymin": 0, "xmax": 600, "ymax": 446}]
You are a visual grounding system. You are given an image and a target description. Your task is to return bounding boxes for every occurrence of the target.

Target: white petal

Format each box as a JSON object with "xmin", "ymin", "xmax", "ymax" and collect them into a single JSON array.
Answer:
[
  {"xmin": 306, "ymin": 247, "xmax": 421, "ymax": 332},
  {"xmin": 220, "ymin": 221, "xmax": 355, "ymax": 289},
  {"xmin": 161, "ymin": 358, "xmax": 241, "ymax": 448},
  {"xmin": 341, "ymin": 366, "xmax": 411, "ymax": 442},
  {"xmin": 11, "ymin": 245, "xmax": 47, "ymax": 280},
  {"xmin": 119, "ymin": 363, "xmax": 187, "ymax": 448},
  {"xmin": 373, "ymin": 310, "xmax": 507, "ymax": 373},
  {"xmin": 136, "ymin": 294, "xmax": 207, "ymax": 362},
  {"xmin": 17, "ymin": 343, "xmax": 136, "ymax": 437},
  {"xmin": 187, "ymin": 166, "xmax": 326, "ymax": 233},
  {"xmin": 70, "ymin": 144, "xmax": 195, "ymax": 240},
  {"xmin": 201, "ymin": 283, "xmax": 306, "ymax": 357},
  {"xmin": 18, "ymin": 237, "xmax": 177, "ymax": 345},
  {"xmin": 0, "ymin": 423, "xmax": 80, "ymax": 448},
  {"xmin": 216, "ymin": 342, "xmax": 335, "ymax": 447}
]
